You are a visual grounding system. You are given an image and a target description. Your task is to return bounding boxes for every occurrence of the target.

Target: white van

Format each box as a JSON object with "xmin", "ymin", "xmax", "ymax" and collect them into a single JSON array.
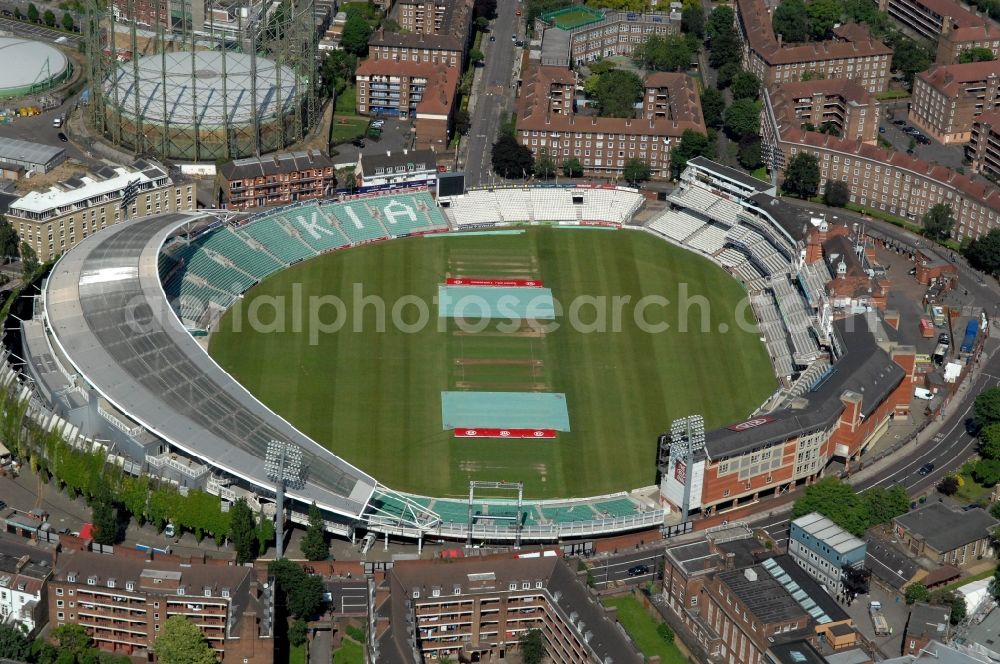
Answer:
[
  {"xmin": 914, "ymin": 387, "xmax": 934, "ymax": 400},
  {"xmin": 52, "ymin": 116, "xmax": 62, "ymax": 128}
]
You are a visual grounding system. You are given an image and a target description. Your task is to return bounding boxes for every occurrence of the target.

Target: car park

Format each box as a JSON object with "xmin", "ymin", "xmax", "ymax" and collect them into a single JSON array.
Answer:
[{"xmin": 918, "ymin": 463, "xmax": 934, "ymax": 476}]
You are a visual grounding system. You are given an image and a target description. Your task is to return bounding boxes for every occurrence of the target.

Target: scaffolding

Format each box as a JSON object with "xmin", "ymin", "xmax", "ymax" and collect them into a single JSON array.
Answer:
[{"xmin": 84, "ymin": 0, "xmax": 318, "ymax": 161}]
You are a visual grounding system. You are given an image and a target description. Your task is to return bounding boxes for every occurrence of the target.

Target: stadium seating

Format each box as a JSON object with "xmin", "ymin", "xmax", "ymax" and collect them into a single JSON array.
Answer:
[
  {"xmin": 686, "ymin": 223, "xmax": 729, "ymax": 255},
  {"xmin": 592, "ymin": 498, "xmax": 641, "ymax": 519},
  {"xmin": 200, "ymin": 229, "xmax": 283, "ymax": 280},
  {"xmin": 797, "ymin": 263, "xmax": 829, "ymax": 310},
  {"xmin": 647, "ymin": 209, "xmax": 706, "ymax": 242},
  {"xmin": 539, "ymin": 503, "xmax": 599, "ymax": 524},
  {"xmin": 275, "ymin": 205, "xmax": 352, "ymax": 253},
  {"xmin": 322, "ymin": 201, "xmax": 389, "ymax": 245},
  {"xmin": 445, "ymin": 187, "xmax": 645, "ymax": 226},
  {"xmin": 239, "ymin": 217, "xmax": 317, "ymax": 265}
]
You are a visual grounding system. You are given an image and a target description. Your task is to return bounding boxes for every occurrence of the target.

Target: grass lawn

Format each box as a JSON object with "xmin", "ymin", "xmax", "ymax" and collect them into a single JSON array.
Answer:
[
  {"xmin": 335, "ymin": 86, "xmax": 357, "ymax": 115},
  {"xmin": 289, "ymin": 643, "xmax": 306, "ymax": 664},
  {"xmin": 330, "ymin": 116, "xmax": 368, "ymax": 145},
  {"xmin": 938, "ymin": 567, "xmax": 996, "ymax": 593},
  {"xmin": 209, "ymin": 227, "xmax": 775, "ymax": 499},
  {"xmin": 955, "ymin": 470, "xmax": 993, "ymax": 504},
  {"xmin": 333, "ymin": 638, "xmax": 364, "ymax": 664},
  {"xmin": 602, "ymin": 595, "xmax": 687, "ymax": 664},
  {"xmin": 752, "ymin": 166, "xmax": 768, "ymax": 182}
]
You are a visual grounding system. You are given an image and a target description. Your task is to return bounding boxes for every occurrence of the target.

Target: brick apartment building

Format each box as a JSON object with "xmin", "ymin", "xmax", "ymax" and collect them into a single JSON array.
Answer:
[
  {"xmin": 660, "ymin": 315, "xmax": 915, "ymax": 516},
  {"xmin": 910, "ymin": 61, "xmax": 1000, "ymax": 144},
  {"xmin": 355, "ymin": 59, "xmax": 459, "ymax": 149},
  {"xmin": 766, "ymin": 80, "xmax": 880, "ymax": 145},
  {"xmin": 7, "ymin": 160, "xmax": 196, "ymax": 262},
  {"xmin": 365, "ymin": 0, "xmax": 473, "ymax": 69},
  {"xmin": 967, "ymin": 109, "xmax": 1000, "ymax": 176},
  {"xmin": 937, "ymin": 22, "xmax": 1000, "ymax": 63},
  {"xmin": 536, "ymin": 8, "xmax": 682, "ymax": 67},
  {"xmin": 736, "ymin": 0, "xmax": 892, "ymax": 94},
  {"xmin": 218, "ymin": 150, "xmax": 336, "ymax": 211},
  {"xmin": 662, "ymin": 527, "xmax": 860, "ymax": 664},
  {"xmin": 516, "ymin": 65, "xmax": 705, "ymax": 179},
  {"xmin": 762, "ymin": 96, "xmax": 1000, "ymax": 241},
  {"xmin": 373, "ymin": 553, "xmax": 643, "ymax": 663},
  {"xmin": 878, "ymin": 0, "xmax": 985, "ymax": 41},
  {"xmin": 111, "ymin": 0, "xmax": 264, "ymax": 36},
  {"xmin": 48, "ymin": 548, "xmax": 273, "ymax": 663}
]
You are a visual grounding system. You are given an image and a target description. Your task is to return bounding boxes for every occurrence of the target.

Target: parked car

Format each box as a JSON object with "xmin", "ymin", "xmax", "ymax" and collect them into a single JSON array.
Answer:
[
  {"xmin": 489, "ymin": 35, "xmax": 495, "ymax": 41},
  {"xmin": 351, "ymin": 138, "xmax": 365, "ymax": 148},
  {"xmin": 892, "ymin": 119, "xmax": 906, "ymax": 126},
  {"xmin": 938, "ymin": 333, "xmax": 951, "ymax": 345},
  {"xmin": 879, "ymin": 127, "xmax": 886, "ymax": 133},
  {"xmin": 627, "ymin": 564, "xmax": 650, "ymax": 577},
  {"xmin": 918, "ymin": 463, "xmax": 934, "ymax": 476},
  {"xmin": 370, "ymin": 119, "xmax": 385, "ymax": 128},
  {"xmin": 57, "ymin": 132, "xmax": 68, "ymax": 142}
]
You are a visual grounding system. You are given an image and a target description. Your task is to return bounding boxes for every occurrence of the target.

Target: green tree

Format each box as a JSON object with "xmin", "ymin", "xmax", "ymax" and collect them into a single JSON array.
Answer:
[
  {"xmin": 229, "ymin": 498, "xmax": 258, "ymax": 564},
  {"xmin": 469, "ymin": 48, "xmax": 485, "ymax": 65},
  {"xmin": 922, "ymin": 203, "xmax": 955, "ymax": 241},
  {"xmin": 823, "ymin": 180, "xmax": 850, "ymax": 207},
  {"xmin": 981, "ymin": 424, "xmax": 1000, "ymax": 459},
  {"xmin": 905, "ymin": 582, "xmax": 930, "ymax": 604},
  {"xmin": 977, "ymin": 387, "xmax": 1000, "ymax": 427},
  {"xmin": 863, "ymin": 485, "xmax": 909, "ymax": 525},
  {"xmin": 453, "ymin": 109, "xmax": 471, "ymax": 136},
  {"xmin": 341, "ymin": 14, "xmax": 373, "ymax": 56},
  {"xmin": 709, "ymin": 27, "xmax": 741, "ymax": 68},
  {"xmin": 593, "ymin": 69, "xmax": 644, "ymax": 117},
  {"xmin": 12, "ymin": 7, "xmax": 19, "ymax": 20},
  {"xmin": 622, "ymin": 158, "xmax": 652, "ymax": 186},
  {"xmin": 963, "ymin": 229, "xmax": 1000, "ymax": 276},
  {"xmin": 43, "ymin": 9, "xmax": 55, "ymax": 26},
  {"xmin": 474, "ymin": 0, "xmax": 497, "ymax": 20},
  {"xmin": 737, "ymin": 135, "xmax": 763, "ymax": 170},
  {"xmin": 27, "ymin": 3, "xmax": 39, "ymax": 22},
  {"xmin": 973, "ymin": 458, "xmax": 1000, "ymax": 486},
  {"xmin": 289, "ymin": 619, "xmax": 308, "ymax": 647},
  {"xmin": 682, "ymin": 4, "xmax": 704, "ymax": 36},
  {"xmin": 53, "ymin": 624, "xmax": 92, "ymax": 655},
  {"xmin": 950, "ymin": 593, "xmax": 968, "ymax": 625},
  {"xmin": 634, "ymin": 34, "xmax": 692, "ymax": 71},
  {"xmin": 716, "ymin": 61, "xmax": 741, "ymax": 88},
  {"xmin": 268, "ymin": 559, "xmax": 324, "ymax": 619},
  {"xmin": 656, "ymin": 622, "xmax": 675, "ymax": 644},
  {"xmin": 61, "ymin": 12, "xmax": 74, "ymax": 31},
  {"xmin": 153, "ymin": 616, "xmax": 217, "ymax": 664},
  {"xmin": 700, "ymin": 87, "xmax": 726, "ymax": 128},
  {"xmin": 782, "ymin": 152, "xmax": 821, "ymax": 199},
  {"xmin": 731, "ymin": 70, "xmax": 761, "ymax": 100},
  {"xmin": 491, "ymin": 134, "xmax": 534, "ymax": 179},
  {"xmin": 707, "ymin": 5, "xmax": 734, "ymax": 39},
  {"xmin": 300, "ymin": 502, "xmax": 329, "ymax": 561},
  {"xmin": 807, "ymin": 0, "xmax": 843, "ymax": 39},
  {"xmin": 534, "ymin": 151, "xmax": 557, "ymax": 179},
  {"xmin": 519, "ymin": 629, "xmax": 545, "ymax": 664},
  {"xmin": 0, "ymin": 624, "xmax": 31, "ymax": 661},
  {"xmin": 562, "ymin": 157, "xmax": 583, "ymax": 178},
  {"xmin": 91, "ymin": 500, "xmax": 120, "ymax": 545},
  {"xmin": 723, "ymin": 98, "xmax": 761, "ymax": 139},
  {"xmin": 476, "ymin": 16, "xmax": 489, "ymax": 31},
  {"xmin": 20, "ymin": 241, "xmax": 38, "ymax": 279},
  {"xmin": 959, "ymin": 47, "xmax": 995, "ymax": 62},
  {"xmin": 892, "ymin": 36, "xmax": 933, "ymax": 86},
  {"xmin": 772, "ymin": 0, "xmax": 809, "ymax": 43},
  {"xmin": 671, "ymin": 130, "xmax": 715, "ymax": 175},
  {"xmin": 0, "ymin": 217, "xmax": 20, "ymax": 261}
]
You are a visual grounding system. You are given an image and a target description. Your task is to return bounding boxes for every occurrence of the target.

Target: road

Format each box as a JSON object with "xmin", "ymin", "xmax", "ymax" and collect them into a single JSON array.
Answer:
[
  {"xmin": 0, "ymin": 15, "xmax": 81, "ymax": 46},
  {"xmin": 589, "ymin": 548, "xmax": 662, "ymax": 588},
  {"xmin": 462, "ymin": 1, "xmax": 521, "ymax": 187}
]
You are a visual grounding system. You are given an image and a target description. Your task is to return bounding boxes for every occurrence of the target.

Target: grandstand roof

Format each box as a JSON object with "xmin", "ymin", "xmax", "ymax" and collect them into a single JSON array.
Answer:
[
  {"xmin": 748, "ymin": 192, "xmax": 817, "ymax": 241},
  {"xmin": 704, "ymin": 315, "xmax": 906, "ymax": 459},
  {"xmin": 688, "ymin": 156, "xmax": 774, "ymax": 194},
  {"xmin": 44, "ymin": 212, "xmax": 378, "ymax": 519}
]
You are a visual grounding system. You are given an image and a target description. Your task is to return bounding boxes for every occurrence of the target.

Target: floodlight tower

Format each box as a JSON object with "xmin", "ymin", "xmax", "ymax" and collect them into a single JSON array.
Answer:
[
  {"xmin": 265, "ymin": 440, "xmax": 303, "ymax": 559},
  {"xmin": 669, "ymin": 415, "xmax": 705, "ymax": 523}
]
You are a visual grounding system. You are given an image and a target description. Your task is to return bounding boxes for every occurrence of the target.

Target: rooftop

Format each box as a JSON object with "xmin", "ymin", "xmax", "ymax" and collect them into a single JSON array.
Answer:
[
  {"xmin": 358, "ymin": 148, "xmax": 439, "ymax": 175},
  {"xmin": 0, "ymin": 136, "xmax": 65, "ymax": 167},
  {"xmin": 705, "ymin": 315, "xmax": 906, "ymax": 458},
  {"xmin": 719, "ymin": 564, "xmax": 807, "ymax": 624},
  {"xmin": 10, "ymin": 161, "xmax": 168, "ymax": 216},
  {"xmin": 866, "ymin": 531, "xmax": 920, "ymax": 589},
  {"xmin": 737, "ymin": 0, "xmax": 891, "ymax": 65},
  {"xmin": 917, "ymin": 61, "xmax": 1000, "ymax": 97},
  {"xmin": 894, "ymin": 503, "xmax": 999, "ymax": 552},
  {"xmin": 767, "ymin": 640, "xmax": 829, "ymax": 664},
  {"xmin": 221, "ymin": 150, "xmax": 334, "ymax": 180},
  {"xmin": 791, "ymin": 512, "xmax": 866, "ymax": 554},
  {"xmin": 906, "ymin": 602, "xmax": 951, "ymax": 642}
]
